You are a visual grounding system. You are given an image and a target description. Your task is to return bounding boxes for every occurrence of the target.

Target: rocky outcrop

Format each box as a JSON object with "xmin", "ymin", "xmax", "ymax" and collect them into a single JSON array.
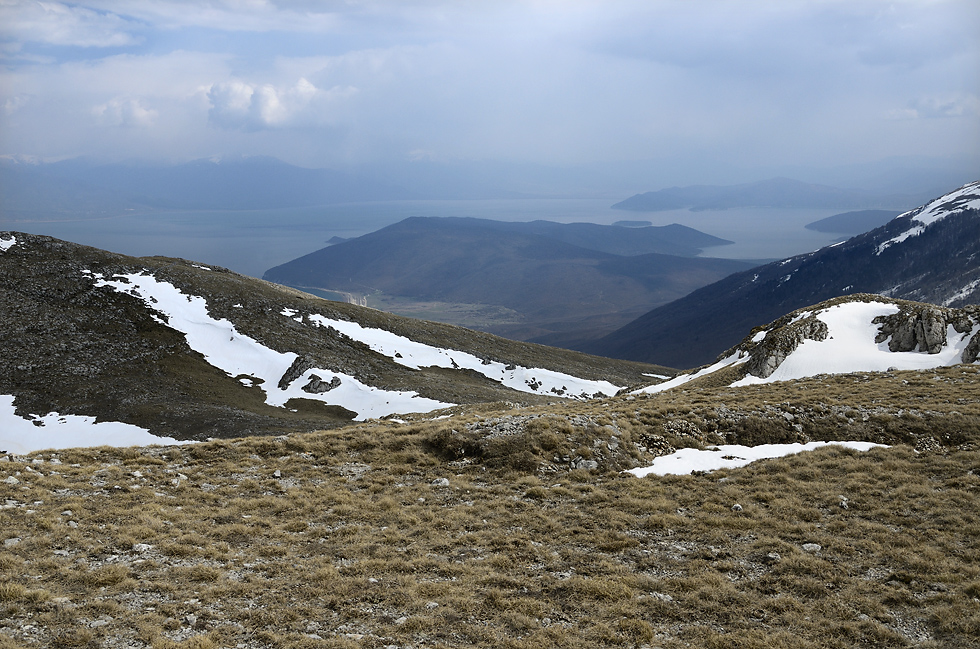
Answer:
[
  {"xmin": 743, "ymin": 315, "xmax": 829, "ymax": 379},
  {"xmin": 277, "ymin": 354, "xmax": 316, "ymax": 390},
  {"xmin": 302, "ymin": 375, "xmax": 342, "ymax": 394},
  {"xmin": 873, "ymin": 304, "xmax": 980, "ymax": 361}
]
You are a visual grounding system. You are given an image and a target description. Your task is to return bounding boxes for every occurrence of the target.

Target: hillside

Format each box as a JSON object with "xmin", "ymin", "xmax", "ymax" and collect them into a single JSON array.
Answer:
[
  {"xmin": 586, "ymin": 181, "xmax": 980, "ymax": 369},
  {"xmin": 0, "ymin": 232, "xmax": 666, "ymax": 450},
  {"xmin": 611, "ymin": 177, "xmax": 918, "ymax": 212},
  {"xmin": 263, "ymin": 217, "xmax": 751, "ymax": 346}
]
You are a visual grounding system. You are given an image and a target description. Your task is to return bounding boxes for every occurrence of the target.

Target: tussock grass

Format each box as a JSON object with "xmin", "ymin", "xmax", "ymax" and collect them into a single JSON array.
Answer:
[{"xmin": 1, "ymin": 366, "xmax": 979, "ymax": 647}]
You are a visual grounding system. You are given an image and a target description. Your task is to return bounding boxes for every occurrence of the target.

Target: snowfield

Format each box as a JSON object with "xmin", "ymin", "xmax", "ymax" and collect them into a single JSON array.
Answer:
[
  {"xmin": 0, "ymin": 395, "xmax": 187, "ymax": 455},
  {"xmin": 628, "ymin": 441, "xmax": 887, "ymax": 477},
  {"xmin": 0, "ymin": 235, "xmax": 17, "ymax": 252}
]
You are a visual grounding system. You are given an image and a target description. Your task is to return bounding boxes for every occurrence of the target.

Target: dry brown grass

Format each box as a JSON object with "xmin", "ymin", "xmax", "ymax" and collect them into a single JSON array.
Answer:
[{"xmin": 1, "ymin": 365, "xmax": 978, "ymax": 648}]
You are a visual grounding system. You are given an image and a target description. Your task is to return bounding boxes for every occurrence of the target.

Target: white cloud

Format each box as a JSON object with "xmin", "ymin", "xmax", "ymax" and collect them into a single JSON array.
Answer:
[
  {"xmin": 93, "ymin": 96, "xmax": 157, "ymax": 127},
  {"xmin": 3, "ymin": 94, "xmax": 29, "ymax": 115},
  {"xmin": 208, "ymin": 77, "xmax": 354, "ymax": 130},
  {"xmin": 0, "ymin": 0, "xmax": 142, "ymax": 48}
]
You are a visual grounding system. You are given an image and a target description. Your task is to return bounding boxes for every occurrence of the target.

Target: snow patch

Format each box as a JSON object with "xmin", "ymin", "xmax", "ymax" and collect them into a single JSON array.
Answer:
[
  {"xmin": 304, "ymin": 314, "xmax": 621, "ymax": 399},
  {"xmin": 876, "ymin": 180, "xmax": 980, "ymax": 255},
  {"xmin": 943, "ymin": 278, "xmax": 980, "ymax": 306},
  {"xmin": 90, "ymin": 272, "xmax": 452, "ymax": 420},
  {"xmin": 635, "ymin": 352, "xmax": 748, "ymax": 395},
  {"xmin": 733, "ymin": 301, "xmax": 978, "ymax": 387},
  {"xmin": 0, "ymin": 235, "xmax": 16, "ymax": 252},
  {"xmin": 628, "ymin": 441, "xmax": 887, "ymax": 477},
  {"xmin": 0, "ymin": 395, "xmax": 188, "ymax": 455}
]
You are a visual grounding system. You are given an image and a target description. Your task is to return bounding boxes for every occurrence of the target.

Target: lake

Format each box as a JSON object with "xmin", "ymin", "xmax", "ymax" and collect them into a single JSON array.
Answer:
[{"xmin": 5, "ymin": 199, "xmax": 845, "ymax": 278}]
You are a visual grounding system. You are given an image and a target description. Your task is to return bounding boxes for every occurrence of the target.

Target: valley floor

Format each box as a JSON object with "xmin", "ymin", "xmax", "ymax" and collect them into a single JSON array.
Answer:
[{"xmin": 2, "ymin": 366, "xmax": 979, "ymax": 649}]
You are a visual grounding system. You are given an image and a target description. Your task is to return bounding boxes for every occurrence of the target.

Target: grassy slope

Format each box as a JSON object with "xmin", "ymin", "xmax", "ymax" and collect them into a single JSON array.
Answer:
[{"xmin": 2, "ymin": 365, "xmax": 978, "ymax": 649}]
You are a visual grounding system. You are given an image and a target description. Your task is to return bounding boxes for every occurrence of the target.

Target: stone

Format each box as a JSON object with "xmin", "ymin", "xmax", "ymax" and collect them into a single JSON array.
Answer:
[
  {"xmin": 802, "ymin": 543, "xmax": 822, "ymax": 553},
  {"xmin": 277, "ymin": 354, "xmax": 316, "ymax": 390},
  {"xmin": 431, "ymin": 478, "xmax": 450, "ymax": 487},
  {"xmin": 3, "ymin": 537, "xmax": 21, "ymax": 547},
  {"xmin": 731, "ymin": 503, "xmax": 743, "ymax": 512},
  {"xmin": 3, "ymin": 476, "xmax": 19, "ymax": 485},
  {"xmin": 302, "ymin": 374, "xmax": 342, "ymax": 394}
]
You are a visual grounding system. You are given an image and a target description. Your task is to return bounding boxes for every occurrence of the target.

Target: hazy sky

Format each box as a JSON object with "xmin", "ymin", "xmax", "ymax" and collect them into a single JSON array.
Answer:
[{"xmin": 2, "ymin": 0, "xmax": 978, "ymax": 172}]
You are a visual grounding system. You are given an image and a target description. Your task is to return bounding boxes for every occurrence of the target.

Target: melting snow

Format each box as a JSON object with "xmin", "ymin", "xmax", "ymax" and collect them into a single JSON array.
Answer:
[
  {"xmin": 304, "ymin": 314, "xmax": 621, "ymax": 399},
  {"xmin": 635, "ymin": 352, "xmax": 749, "ymax": 395},
  {"xmin": 943, "ymin": 278, "xmax": 980, "ymax": 306},
  {"xmin": 90, "ymin": 272, "xmax": 452, "ymax": 420},
  {"xmin": 0, "ymin": 395, "xmax": 188, "ymax": 455},
  {"xmin": 876, "ymin": 180, "xmax": 980, "ymax": 255},
  {"xmin": 732, "ymin": 301, "xmax": 978, "ymax": 386},
  {"xmin": 628, "ymin": 441, "xmax": 887, "ymax": 477},
  {"xmin": 0, "ymin": 235, "xmax": 16, "ymax": 252}
]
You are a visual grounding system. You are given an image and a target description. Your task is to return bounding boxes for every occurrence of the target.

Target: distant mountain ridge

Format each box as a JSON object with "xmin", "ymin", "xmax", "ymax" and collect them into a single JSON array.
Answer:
[
  {"xmin": 586, "ymin": 180, "xmax": 980, "ymax": 369},
  {"xmin": 263, "ymin": 216, "xmax": 753, "ymax": 346},
  {"xmin": 0, "ymin": 155, "xmax": 412, "ymax": 216},
  {"xmin": 804, "ymin": 210, "xmax": 903, "ymax": 234},
  {"xmin": 612, "ymin": 177, "xmax": 921, "ymax": 212}
]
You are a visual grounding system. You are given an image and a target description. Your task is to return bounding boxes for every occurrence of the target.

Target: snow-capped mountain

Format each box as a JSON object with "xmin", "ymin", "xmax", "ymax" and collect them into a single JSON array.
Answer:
[
  {"xmin": 637, "ymin": 294, "xmax": 980, "ymax": 394},
  {"xmin": 585, "ymin": 180, "xmax": 980, "ymax": 369},
  {"xmin": 0, "ymin": 232, "xmax": 665, "ymax": 452}
]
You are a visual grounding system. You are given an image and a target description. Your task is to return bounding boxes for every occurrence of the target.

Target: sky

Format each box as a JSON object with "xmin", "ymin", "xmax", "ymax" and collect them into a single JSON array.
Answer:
[{"xmin": 1, "ymin": 0, "xmax": 979, "ymax": 176}]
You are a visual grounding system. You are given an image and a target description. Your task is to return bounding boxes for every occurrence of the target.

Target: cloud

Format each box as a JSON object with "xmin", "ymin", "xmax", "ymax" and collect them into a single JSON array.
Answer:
[
  {"xmin": 74, "ymin": 0, "xmax": 342, "ymax": 33},
  {"xmin": 207, "ymin": 77, "xmax": 354, "ymax": 130},
  {"xmin": 0, "ymin": 0, "xmax": 142, "ymax": 48},
  {"xmin": 93, "ymin": 97, "xmax": 157, "ymax": 127},
  {"xmin": 3, "ymin": 94, "xmax": 30, "ymax": 115}
]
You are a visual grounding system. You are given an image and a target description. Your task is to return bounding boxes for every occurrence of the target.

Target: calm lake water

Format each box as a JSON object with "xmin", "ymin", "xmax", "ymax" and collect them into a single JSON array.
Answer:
[{"xmin": 6, "ymin": 199, "xmax": 844, "ymax": 278}]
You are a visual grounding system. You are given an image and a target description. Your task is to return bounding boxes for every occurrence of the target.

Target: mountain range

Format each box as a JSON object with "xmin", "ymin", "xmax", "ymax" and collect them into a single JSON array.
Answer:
[
  {"xmin": 0, "ymin": 155, "xmax": 411, "ymax": 217},
  {"xmin": 585, "ymin": 181, "xmax": 980, "ymax": 368},
  {"xmin": 263, "ymin": 217, "xmax": 754, "ymax": 347},
  {"xmin": 611, "ymin": 177, "xmax": 922, "ymax": 212}
]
